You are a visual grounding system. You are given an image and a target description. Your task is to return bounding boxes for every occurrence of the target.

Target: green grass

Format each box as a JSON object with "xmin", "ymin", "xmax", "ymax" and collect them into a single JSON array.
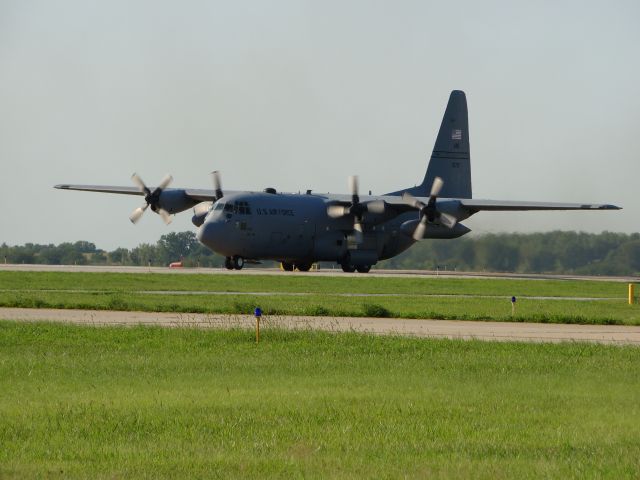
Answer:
[
  {"xmin": 1, "ymin": 271, "xmax": 638, "ymax": 325},
  {"xmin": 1, "ymin": 321, "xmax": 639, "ymax": 478},
  {"xmin": 1, "ymin": 290, "xmax": 638, "ymax": 325},
  {"xmin": 0, "ymin": 270, "xmax": 630, "ymax": 297}
]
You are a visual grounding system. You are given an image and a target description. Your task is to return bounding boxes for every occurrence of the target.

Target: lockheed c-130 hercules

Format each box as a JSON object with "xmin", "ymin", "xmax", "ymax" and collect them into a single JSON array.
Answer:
[{"xmin": 55, "ymin": 90, "xmax": 620, "ymax": 273}]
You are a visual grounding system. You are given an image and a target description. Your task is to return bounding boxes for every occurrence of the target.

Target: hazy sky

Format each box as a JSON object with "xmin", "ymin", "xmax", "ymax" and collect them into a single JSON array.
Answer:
[{"xmin": 1, "ymin": 0, "xmax": 639, "ymax": 250}]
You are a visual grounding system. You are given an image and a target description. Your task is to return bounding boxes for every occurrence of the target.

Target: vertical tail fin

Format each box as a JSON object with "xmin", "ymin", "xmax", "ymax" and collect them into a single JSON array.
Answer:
[
  {"xmin": 391, "ymin": 90, "xmax": 472, "ymax": 198},
  {"xmin": 426, "ymin": 90, "xmax": 471, "ymax": 198}
]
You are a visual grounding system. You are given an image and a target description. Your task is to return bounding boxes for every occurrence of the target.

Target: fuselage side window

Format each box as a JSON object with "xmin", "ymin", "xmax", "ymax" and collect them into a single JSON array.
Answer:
[{"xmin": 232, "ymin": 201, "xmax": 251, "ymax": 215}]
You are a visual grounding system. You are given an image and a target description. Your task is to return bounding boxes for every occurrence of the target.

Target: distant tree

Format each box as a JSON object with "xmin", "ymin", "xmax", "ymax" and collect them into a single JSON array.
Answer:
[
  {"xmin": 37, "ymin": 244, "xmax": 62, "ymax": 264},
  {"xmin": 108, "ymin": 248, "xmax": 130, "ymax": 265},
  {"xmin": 74, "ymin": 241, "xmax": 98, "ymax": 254},
  {"xmin": 184, "ymin": 242, "xmax": 225, "ymax": 267},
  {"xmin": 157, "ymin": 231, "xmax": 199, "ymax": 264},
  {"xmin": 130, "ymin": 243, "xmax": 159, "ymax": 266}
]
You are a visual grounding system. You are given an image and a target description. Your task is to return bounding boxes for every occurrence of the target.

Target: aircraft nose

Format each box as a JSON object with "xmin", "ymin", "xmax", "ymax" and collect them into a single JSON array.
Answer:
[{"xmin": 197, "ymin": 219, "xmax": 223, "ymax": 250}]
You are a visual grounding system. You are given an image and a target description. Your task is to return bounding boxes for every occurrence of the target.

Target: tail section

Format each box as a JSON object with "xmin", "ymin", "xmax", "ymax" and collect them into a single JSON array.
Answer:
[{"xmin": 392, "ymin": 90, "xmax": 472, "ymax": 199}]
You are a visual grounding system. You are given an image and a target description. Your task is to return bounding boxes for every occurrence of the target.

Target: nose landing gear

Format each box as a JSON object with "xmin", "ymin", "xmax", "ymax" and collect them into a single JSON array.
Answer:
[{"xmin": 225, "ymin": 256, "xmax": 245, "ymax": 270}]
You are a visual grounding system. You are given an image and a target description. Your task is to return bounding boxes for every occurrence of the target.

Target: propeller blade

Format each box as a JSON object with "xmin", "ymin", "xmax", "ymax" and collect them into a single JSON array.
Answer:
[
  {"xmin": 157, "ymin": 174, "xmax": 173, "ymax": 191},
  {"xmin": 413, "ymin": 217, "xmax": 428, "ymax": 241},
  {"xmin": 327, "ymin": 205, "xmax": 348, "ymax": 218},
  {"xmin": 366, "ymin": 200, "xmax": 385, "ymax": 214},
  {"xmin": 129, "ymin": 173, "xmax": 173, "ymax": 224},
  {"xmin": 349, "ymin": 175, "xmax": 360, "ymax": 204},
  {"xmin": 212, "ymin": 170, "xmax": 223, "ymax": 200},
  {"xmin": 131, "ymin": 173, "xmax": 148, "ymax": 194},
  {"xmin": 439, "ymin": 212, "xmax": 457, "ymax": 229},
  {"xmin": 430, "ymin": 176, "xmax": 444, "ymax": 197},
  {"xmin": 348, "ymin": 175, "xmax": 358, "ymax": 196},
  {"xmin": 158, "ymin": 208, "xmax": 172, "ymax": 225},
  {"xmin": 193, "ymin": 202, "xmax": 211, "ymax": 217},
  {"xmin": 402, "ymin": 192, "xmax": 425, "ymax": 210},
  {"xmin": 129, "ymin": 203, "xmax": 149, "ymax": 224}
]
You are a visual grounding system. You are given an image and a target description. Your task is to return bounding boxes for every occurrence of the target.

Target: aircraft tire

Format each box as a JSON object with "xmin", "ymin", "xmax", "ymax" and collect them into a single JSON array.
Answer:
[
  {"xmin": 295, "ymin": 263, "xmax": 312, "ymax": 272},
  {"xmin": 281, "ymin": 262, "xmax": 294, "ymax": 271},
  {"xmin": 356, "ymin": 265, "xmax": 371, "ymax": 273},
  {"xmin": 341, "ymin": 263, "xmax": 356, "ymax": 273},
  {"xmin": 224, "ymin": 257, "xmax": 234, "ymax": 270},
  {"xmin": 233, "ymin": 256, "xmax": 244, "ymax": 270}
]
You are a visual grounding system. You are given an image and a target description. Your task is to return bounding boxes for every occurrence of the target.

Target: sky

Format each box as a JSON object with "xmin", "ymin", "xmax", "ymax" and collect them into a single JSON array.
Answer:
[{"xmin": 1, "ymin": 0, "xmax": 639, "ymax": 250}]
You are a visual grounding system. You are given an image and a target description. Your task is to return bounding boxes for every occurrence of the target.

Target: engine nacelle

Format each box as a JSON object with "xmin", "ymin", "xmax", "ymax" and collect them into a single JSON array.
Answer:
[
  {"xmin": 158, "ymin": 190, "xmax": 200, "ymax": 214},
  {"xmin": 400, "ymin": 220, "xmax": 470, "ymax": 239},
  {"xmin": 191, "ymin": 202, "xmax": 212, "ymax": 227}
]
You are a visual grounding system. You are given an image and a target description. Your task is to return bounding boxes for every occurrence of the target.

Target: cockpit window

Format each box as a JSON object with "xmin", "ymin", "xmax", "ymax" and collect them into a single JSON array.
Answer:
[
  {"xmin": 221, "ymin": 201, "xmax": 252, "ymax": 215},
  {"xmin": 214, "ymin": 202, "xmax": 225, "ymax": 211}
]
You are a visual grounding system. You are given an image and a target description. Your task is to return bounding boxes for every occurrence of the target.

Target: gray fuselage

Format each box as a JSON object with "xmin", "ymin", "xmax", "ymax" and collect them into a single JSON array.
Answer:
[{"xmin": 196, "ymin": 191, "xmax": 421, "ymax": 266}]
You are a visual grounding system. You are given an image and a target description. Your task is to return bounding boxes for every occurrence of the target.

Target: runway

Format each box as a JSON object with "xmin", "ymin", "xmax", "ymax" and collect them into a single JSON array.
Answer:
[
  {"xmin": 2, "ymin": 308, "xmax": 639, "ymax": 345},
  {"xmin": 1, "ymin": 263, "xmax": 638, "ymax": 283}
]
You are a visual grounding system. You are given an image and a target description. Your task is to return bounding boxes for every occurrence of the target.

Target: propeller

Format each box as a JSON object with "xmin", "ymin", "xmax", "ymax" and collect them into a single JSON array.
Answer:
[
  {"xmin": 326, "ymin": 175, "xmax": 386, "ymax": 244},
  {"xmin": 129, "ymin": 173, "xmax": 174, "ymax": 224},
  {"xmin": 402, "ymin": 176, "xmax": 457, "ymax": 240},
  {"xmin": 212, "ymin": 170, "xmax": 223, "ymax": 201}
]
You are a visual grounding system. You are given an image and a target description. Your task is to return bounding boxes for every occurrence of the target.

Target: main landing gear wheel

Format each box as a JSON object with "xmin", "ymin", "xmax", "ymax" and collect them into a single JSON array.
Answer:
[
  {"xmin": 226, "ymin": 256, "xmax": 244, "ymax": 270},
  {"xmin": 232, "ymin": 256, "xmax": 244, "ymax": 270},
  {"xmin": 341, "ymin": 263, "xmax": 356, "ymax": 273},
  {"xmin": 281, "ymin": 262, "xmax": 294, "ymax": 271},
  {"xmin": 295, "ymin": 263, "xmax": 312, "ymax": 272},
  {"xmin": 356, "ymin": 265, "xmax": 371, "ymax": 273}
]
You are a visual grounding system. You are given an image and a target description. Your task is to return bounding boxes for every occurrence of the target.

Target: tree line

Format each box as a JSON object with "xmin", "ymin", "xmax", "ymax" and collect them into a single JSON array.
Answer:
[
  {"xmin": 0, "ymin": 232, "xmax": 225, "ymax": 268},
  {"xmin": 379, "ymin": 231, "xmax": 640, "ymax": 275},
  {"xmin": 1, "ymin": 231, "xmax": 639, "ymax": 275}
]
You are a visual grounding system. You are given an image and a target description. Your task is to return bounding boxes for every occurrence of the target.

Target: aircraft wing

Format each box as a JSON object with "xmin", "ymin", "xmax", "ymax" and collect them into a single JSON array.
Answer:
[
  {"xmin": 55, "ymin": 185, "xmax": 222, "ymax": 201},
  {"xmin": 459, "ymin": 199, "xmax": 621, "ymax": 212},
  {"xmin": 54, "ymin": 184, "xmax": 225, "ymax": 202},
  {"xmin": 183, "ymin": 189, "xmax": 219, "ymax": 202},
  {"xmin": 55, "ymin": 184, "xmax": 144, "ymax": 196}
]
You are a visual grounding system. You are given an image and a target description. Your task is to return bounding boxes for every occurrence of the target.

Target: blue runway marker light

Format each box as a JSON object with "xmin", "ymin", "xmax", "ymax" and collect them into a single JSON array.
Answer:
[
  {"xmin": 254, "ymin": 307, "xmax": 262, "ymax": 317},
  {"xmin": 511, "ymin": 296, "xmax": 516, "ymax": 303}
]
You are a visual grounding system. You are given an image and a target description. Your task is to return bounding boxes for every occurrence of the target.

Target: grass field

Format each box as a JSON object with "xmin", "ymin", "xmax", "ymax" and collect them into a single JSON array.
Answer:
[
  {"xmin": 1, "ymin": 271, "xmax": 638, "ymax": 325},
  {"xmin": 1, "ymin": 321, "xmax": 639, "ymax": 478}
]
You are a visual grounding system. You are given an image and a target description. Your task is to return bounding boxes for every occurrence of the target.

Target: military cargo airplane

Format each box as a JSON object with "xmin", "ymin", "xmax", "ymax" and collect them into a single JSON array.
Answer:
[{"xmin": 55, "ymin": 90, "xmax": 620, "ymax": 273}]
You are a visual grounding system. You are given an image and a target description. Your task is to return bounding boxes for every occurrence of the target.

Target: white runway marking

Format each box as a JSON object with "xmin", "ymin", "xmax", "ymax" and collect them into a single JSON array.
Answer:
[{"xmin": 1, "ymin": 308, "xmax": 639, "ymax": 345}]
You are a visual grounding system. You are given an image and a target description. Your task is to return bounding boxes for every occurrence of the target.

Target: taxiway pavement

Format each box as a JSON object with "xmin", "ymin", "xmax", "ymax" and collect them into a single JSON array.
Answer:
[{"xmin": 1, "ymin": 308, "xmax": 638, "ymax": 345}]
